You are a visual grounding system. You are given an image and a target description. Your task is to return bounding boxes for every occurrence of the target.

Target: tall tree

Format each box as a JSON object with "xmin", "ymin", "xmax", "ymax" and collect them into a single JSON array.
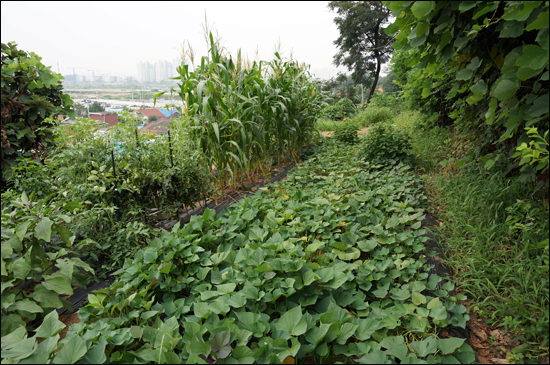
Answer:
[{"xmin": 329, "ymin": 1, "xmax": 393, "ymax": 104}]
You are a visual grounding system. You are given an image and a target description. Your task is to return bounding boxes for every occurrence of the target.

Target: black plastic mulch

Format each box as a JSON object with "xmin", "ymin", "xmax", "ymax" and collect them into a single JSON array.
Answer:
[
  {"xmin": 60, "ymin": 161, "xmax": 299, "ymax": 314},
  {"xmin": 162, "ymin": 162, "xmax": 297, "ymax": 230}
]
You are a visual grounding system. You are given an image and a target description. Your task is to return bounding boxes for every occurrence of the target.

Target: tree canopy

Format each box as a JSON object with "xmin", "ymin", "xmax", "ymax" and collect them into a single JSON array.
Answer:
[
  {"xmin": 1, "ymin": 42, "xmax": 73, "ymax": 186},
  {"xmin": 89, "ymin": 101, "xmax": 105, "ymax": 112},
  {"xmin": 329, "ymin": 1, "xmax": 394, "ymax": 104}
]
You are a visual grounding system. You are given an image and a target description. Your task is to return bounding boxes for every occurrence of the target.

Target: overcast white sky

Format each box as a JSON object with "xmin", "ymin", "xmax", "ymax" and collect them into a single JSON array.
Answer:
[{"xmin": 1, "ymin": 1, "xmax": 354, "ymax": 79}]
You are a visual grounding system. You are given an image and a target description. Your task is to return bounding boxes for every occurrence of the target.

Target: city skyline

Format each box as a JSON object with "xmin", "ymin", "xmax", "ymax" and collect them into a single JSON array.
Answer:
[{"xmin": 1, "ymin": 2, "xmax": 350, "ymax": 82}]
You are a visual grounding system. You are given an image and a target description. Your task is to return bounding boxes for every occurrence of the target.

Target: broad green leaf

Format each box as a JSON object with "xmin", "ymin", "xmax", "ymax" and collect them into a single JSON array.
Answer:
[
  {"xmin": 42, "ymin": 277, "xmax": 73, "ymax": 295},
  {"xmin": 426, "ymin": 297, "xmax": 441, "ymax": 309},
  {"xmin": 304, "ymin": 323, "xmax": 330, "ymax": 345},
  {"xmin": 357, "ymin": 349, "xmax": 387, "ymax": 364},
  {"xmin": 15, "ymin": 221, "xmax": 31, "ymax": 242},
  {"xmin": 358, "ymin": 240, "xmax": 378, "ymax": 252},
  {"xmin": 336, "ymin": 323, "xmax": 358, "ymax": 345},
  {"xmin": 82, "ymin": 340, "xmax": 107, "ymax": 364},
  {"xmin": 1, "ymin": 326, "xmax": 27, "ymax": 350},
  {"xmin": 275, "ymin": 305, "xmax": 307, "ymax": 336},
  {"xmin": 217, "ymin": 283, "xmax": 236, "ymax": 295},
  {"xmin": 411, "ymin": 292, "xmax": 427, "ymax": 305},
  {"xmin": 430, "ymin": 306, "xmax": 448, "ymax": 321},
  {"xmin": 409, "ymin": 337, "xmax": 438, "ymax": 357},
  {"xmin": 35, "ymin": 310, "xmax": 65, "ymax": 338},
  {"xmin": 11, "ymin": 258, "xmax": 31, "ymax": 280},
  {"xmin": 525, "ymin": 11, "xmax": 549, "ymax": 31},
  {"xmin": 387, "ymin": 343, "xmax": 409, "ymax": 360},
  {"xmin": 379, "ymin": 335, "xmax": 404, "ymax": 349},
  {"xmin": 208, "ymin": 330, "xmax": 231, "ymax": 359},
  {"xmin": 437, "ymin": 338, "xmax": 466, "ymax": 354},
  {"xmin": 493, "ymin": 77, "xmax": 519, "ymax": 100},
  {"xmin": 32, "ymin": 284, "xmax": 63, "ymax": 308},
  {"xmin": 392, "ymin": 289, "xmax": 410, "ymax": 301},
  {"xmin": 9, "ymin": 298, "xmax": 43, "ymax": 313},
  {"xmin": 516, "ymin": 44, "xmax": 549, "ymax": 71},
  {"xmin": 411, "ymin": 1, "xmax": 435, "ymax": 19},
  {"xmin": 355, "ymin": 318, "xmax": 380, "ymax": 341},
  {"xmin": 52, "ymin": 334, "xmax": 87, "ymax": 364},
  {"xmin": 500, "ymin": 20, "xmax": 524, "ymax": 38},
  {"xmin": 19, "ymin": 335, "xmax": 59, "ymax": 364},
  {"xmin": 35, "ymin": 217, "xmax": 53, "ymax": 242},
  {"xmin": 456, "ymin": 68, "xmax": 474, "ymax": 80},
  {"xmin": 1, "ymin": 337, "xmax": 37, "ymax": 361}
]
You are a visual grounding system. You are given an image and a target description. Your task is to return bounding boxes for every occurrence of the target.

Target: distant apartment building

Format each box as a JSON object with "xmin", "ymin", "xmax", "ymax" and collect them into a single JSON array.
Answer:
[{"xmin": 137, "ymin": 59, "xmax": 188, "ymax": 83}]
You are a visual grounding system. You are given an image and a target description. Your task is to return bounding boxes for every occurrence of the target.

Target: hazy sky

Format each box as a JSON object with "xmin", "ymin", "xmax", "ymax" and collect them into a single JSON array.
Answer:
[{"xmin": 1, "ymin": 1, "xmax": 353, "ymax": 79}]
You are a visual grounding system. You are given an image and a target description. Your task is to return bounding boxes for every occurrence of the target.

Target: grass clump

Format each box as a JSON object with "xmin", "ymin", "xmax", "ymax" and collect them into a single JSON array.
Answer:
[
  {"xmin": 394, "ymin": 110, "xmax": 550, "ymax": 363},
  {"xmin": 351, "ymin": 106, "xmax": 393, "ymax": 127}
]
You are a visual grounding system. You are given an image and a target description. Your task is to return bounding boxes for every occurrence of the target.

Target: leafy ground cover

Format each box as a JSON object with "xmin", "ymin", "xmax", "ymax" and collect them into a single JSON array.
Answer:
[
  {"xmin": 392, "ymin": 110, "xmax": 549, "ymax": 364},
  {"xmin": 2, "ymin": 138, "xmax": 476, "ymax": 363}
]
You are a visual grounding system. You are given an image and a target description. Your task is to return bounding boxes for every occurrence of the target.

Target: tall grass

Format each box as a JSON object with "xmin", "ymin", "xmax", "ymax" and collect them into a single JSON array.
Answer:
[{"xmin": 395, "ymin": 110, "xmax": 549, "ymax": 361}]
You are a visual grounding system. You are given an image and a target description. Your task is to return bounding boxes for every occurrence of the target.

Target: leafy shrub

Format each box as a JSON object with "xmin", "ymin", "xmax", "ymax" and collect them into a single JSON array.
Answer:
[
  {"xmin": 0, "ymin": 191, "xmax": 95, "ymax": 338},
  {"xmin": 351, "ymin": 106, "xmax": 393, "ymax": 127},
  {"xmin": 319, "ymin": 97, "xmax": 356, "ymax": 121},
  {"xmin": 333, "ymin": 123, "xmax": 359, "ymax": 144},
  {"xmin": 1, "ymin": 42, "xmax": 74, "ymax": 188},
  {"xmin": 386, "ymin": 1, "xmax": 550, "ymax": 187},
  {"xmin": 359, "ymin": 124, "xmax": 411, "ymax": 162},
  {"xmin": 360, "ymin": 91, "xmax": 402, "ymax": 110}
]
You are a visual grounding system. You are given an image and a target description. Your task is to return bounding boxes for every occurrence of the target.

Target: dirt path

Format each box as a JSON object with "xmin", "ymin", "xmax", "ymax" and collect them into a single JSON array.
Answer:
[{"xmin": 321, "ymin": 127, "xmax": 370, "ymax": 137}]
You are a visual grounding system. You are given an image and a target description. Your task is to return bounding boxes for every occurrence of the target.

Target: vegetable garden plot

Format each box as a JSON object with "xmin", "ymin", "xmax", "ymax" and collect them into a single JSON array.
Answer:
[{"xmin": 2, "ymin": 140, "xmax": 475, "ymax": 364}]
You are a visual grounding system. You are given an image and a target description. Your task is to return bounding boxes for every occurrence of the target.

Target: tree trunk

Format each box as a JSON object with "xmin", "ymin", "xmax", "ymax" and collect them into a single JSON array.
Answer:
[{"xmin": 366, "ymin": 57, "xmax": 381, "ymax": 105}]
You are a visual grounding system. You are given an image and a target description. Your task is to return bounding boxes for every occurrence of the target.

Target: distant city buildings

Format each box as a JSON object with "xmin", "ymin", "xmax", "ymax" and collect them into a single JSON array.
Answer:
[{"xmin": 137, "ymin": 58, "xmax": 186, "ymax": 83}]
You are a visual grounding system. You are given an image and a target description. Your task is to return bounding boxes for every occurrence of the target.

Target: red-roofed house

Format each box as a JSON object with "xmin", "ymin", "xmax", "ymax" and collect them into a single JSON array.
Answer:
[
  {"xmin": 136, "ymin": 108, "xmax": 165, "ymax": 119},
  {"xmin": 89, "ymin": 112, "xmax": 118, "ymax": 126},
  {"xmin": 140, "ymin": 117, "xmax": 172, "ymax": 134}
]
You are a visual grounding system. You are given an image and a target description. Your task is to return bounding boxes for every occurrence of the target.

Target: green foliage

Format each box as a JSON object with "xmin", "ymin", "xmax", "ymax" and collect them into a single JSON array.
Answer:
[
  {"xmin": 73, "ymin": 103, "xmax": 88, "ymax": 118},
  {"xmin": 319, "ymin": 97, "xmax": 356, "ymax": 120},
  {"xmin": 385, "ymin": 0, "xmax": 550, "ymax": 186},
  {"xmin": 359, "ymin": 124, "xmax": 411, "ymax": 162},
  {"xmin": 333, "ymin": 123, "xmax": 359, "ymax": 144},
  {"xmin": 512, "ymin": 127, "xmax": 549, "ymax": 173},
  {"xmin": 351, "ymin": 106, "xmax": 394, "ymax": 127},
  {"xmin": 5, "ymin": 114, "xmax": 213, "ymax": 279},
  {"xmin": 34, "ymin": 140, "xmax": 473, "ymax": 364},
  {"xmin": 398, "ymin": 109, "xmax": 549, "ymax": 360},
  {"xmin": 1, "ymin": 191, "xmax": 95, "ymax": 339},
  {"xmin": 89, "ymin": 102, "xmax": 104, "ymax": 112},
  {"xmin": 1, "ymin": 42, "xmax": 74, "ymax": 187},
  {"xmin": 329, "ymin": 1, "xmax": 394, "ymax": 104},
  {"xmin": 174, "ymin": 32, "xmax": 325, "ymax": 190},
  {"xmin": 364, "ymin": 91, "xmax": 403, "ymax": 111},
  {"xmin": 148, "ymin": 114, "xmax": 158, "ymax": 122}
]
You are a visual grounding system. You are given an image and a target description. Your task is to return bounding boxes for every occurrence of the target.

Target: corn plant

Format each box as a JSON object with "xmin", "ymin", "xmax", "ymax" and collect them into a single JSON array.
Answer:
[{"xmin": 172, "ymin": 33, "xmax": 325, "ymax": 192}]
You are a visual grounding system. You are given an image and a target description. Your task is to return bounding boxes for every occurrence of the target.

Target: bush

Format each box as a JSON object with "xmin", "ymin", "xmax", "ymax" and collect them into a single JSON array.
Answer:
[
  {"xmin": 334, "ymin": 123, "xmax": 359, "ymax": 144},
  {"xmin": 359, "ymin": 124, "xmax": 411, "ymax": 162},
  {"xmin": 319, "ymin": 98, "xmax": 356, "ymax": 120},
  {"xmin": 350, "ymin": 106, "xmax": 393, "ymax": 127},
  {"xmin": 0, "ymin": 191, "xmax": 95, "ymax": 337},
  {"xmin": 1, "ymin": 42, "xmax": 74, "ymax": 188}
]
